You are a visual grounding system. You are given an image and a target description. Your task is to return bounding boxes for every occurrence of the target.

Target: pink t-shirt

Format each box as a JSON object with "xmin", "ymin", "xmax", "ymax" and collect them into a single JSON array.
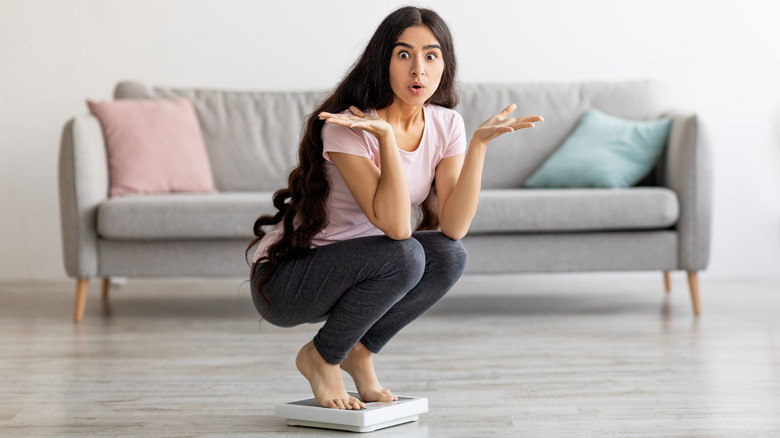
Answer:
[{"xmin": 253, "ymin": 104, "xmax": 466, "ymax": 262}]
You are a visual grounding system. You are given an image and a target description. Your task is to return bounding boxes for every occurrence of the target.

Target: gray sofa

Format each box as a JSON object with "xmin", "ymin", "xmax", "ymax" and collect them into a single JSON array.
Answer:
[{"xmin": 59, "ymin": 81, "xmax": 711, "ymax": 322}]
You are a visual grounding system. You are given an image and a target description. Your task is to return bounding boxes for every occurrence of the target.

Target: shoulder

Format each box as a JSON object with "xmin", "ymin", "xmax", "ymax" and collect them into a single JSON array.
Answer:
[
  {"xmin": 425, "ymin": 105, "xmax": 466, "ymax": 156},
  {"xmin": 425, "ymin": 104, "xmax": 465, "ymax": 139},
  {"xmin": 321, "ymin": 113, "xmax": 377, "ymax": 160},
  {"xmin": 426, "ymin": 104, "xmax": 464, "ymax": 126},
  {"xmin": 321, "ymin": 119, "xmax": 362, "ymax": 142}
]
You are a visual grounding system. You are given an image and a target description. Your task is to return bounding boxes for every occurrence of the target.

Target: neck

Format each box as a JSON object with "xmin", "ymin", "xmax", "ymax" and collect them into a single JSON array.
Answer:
[{"xmin": 377, "ymin": 100, "xmax": 425, "ymax": 131}]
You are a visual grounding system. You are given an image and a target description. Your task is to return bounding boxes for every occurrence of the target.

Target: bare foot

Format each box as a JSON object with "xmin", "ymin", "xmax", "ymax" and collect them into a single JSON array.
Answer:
[
  {"xmin": 340, "ymin": 342, "xmax": 398, "ymax": 403},
  {"xmin": 296, "ymin": 341, "xmax": 365, "ymax": 410}
]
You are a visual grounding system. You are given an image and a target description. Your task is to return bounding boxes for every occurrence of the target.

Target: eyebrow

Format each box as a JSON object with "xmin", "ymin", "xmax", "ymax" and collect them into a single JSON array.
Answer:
[{"xmin": 394, "ymin": 42, "xmax": 442, "ymax": 50}]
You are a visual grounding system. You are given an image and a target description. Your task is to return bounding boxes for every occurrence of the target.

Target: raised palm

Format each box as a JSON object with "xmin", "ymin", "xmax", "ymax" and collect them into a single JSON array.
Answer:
[
  {"xmin": 474, "ymin": 104, "xmax": 543, "ymax": 144},
  {"xmin": 319, "ymin": 106, "xmax": 392, "ymax": 139}
]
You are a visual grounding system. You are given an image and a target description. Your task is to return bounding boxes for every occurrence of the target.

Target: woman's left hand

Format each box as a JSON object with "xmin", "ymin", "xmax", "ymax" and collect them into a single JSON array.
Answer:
[{"xmin": 473, "ymin": 104, "xmax": 543, "ymax": 145}]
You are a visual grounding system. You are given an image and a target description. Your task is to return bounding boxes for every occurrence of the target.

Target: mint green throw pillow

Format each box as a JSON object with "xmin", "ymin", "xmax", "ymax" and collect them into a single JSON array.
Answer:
[{"xmin": 525, "ymin": 109, "xmax": 672, "ymax": 188}]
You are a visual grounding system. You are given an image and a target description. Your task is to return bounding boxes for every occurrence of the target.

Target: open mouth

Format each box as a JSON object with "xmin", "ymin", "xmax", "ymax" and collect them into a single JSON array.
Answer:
[{"xmin": 410, "ymin": 82, "xmax": 425, "ymax": 94}]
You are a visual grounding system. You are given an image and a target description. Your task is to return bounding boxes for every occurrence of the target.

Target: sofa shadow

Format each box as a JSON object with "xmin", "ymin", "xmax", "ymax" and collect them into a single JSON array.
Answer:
[{"xmin": 430, "ymin": 292, "xmax": 666, "ymax": 317}]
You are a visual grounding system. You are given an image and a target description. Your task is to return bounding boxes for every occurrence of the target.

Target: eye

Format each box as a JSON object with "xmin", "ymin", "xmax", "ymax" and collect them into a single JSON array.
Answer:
[
  {"xmin": 398, "ymin": 51, "xmax": 410, "ymax": 59},
  {"xmin": 426, "ymin": 53, "xmax": 437, "ymax": 61}
]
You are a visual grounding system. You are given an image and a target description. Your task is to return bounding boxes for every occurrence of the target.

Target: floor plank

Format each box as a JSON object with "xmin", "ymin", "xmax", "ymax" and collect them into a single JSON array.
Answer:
[{"xmin": 1, "ymin": 274, "xmax": 779, "ymax": 437}]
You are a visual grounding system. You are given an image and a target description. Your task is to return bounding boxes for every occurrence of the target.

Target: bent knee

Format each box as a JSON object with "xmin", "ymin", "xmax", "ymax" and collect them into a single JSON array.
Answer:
[
  {"xmin": 382, "ymin": 237, "xmax": 426, "ymax": 283},
  {"xmin": 422, "ymin": 233, "xmax": 468, "ymax": 275},
  {"xmin": 442, "ymin": 239, "xmax": 468, "ymax": 274}
]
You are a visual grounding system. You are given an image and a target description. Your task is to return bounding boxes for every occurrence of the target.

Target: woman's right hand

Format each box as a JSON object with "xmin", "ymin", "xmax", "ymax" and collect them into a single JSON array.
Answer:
[
  {"xmin": 319, "ymin": 106, "xmax": 393, "ymax": 140},
  {"xmin": 321, "ymin": 105, "xmax": 411, "ymax": 239}
]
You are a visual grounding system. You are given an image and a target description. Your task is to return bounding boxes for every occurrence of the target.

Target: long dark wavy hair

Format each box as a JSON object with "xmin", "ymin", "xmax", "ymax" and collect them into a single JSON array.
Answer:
[{"xmin": 246, "ymin": 6, "xmax": 459, "ymax": 314}]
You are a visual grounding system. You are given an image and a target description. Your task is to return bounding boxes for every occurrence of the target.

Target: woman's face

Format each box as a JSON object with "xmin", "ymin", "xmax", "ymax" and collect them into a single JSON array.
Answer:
[{"xmin": 388, "ymin": 25, "xmax": 444, "ymax": 108}]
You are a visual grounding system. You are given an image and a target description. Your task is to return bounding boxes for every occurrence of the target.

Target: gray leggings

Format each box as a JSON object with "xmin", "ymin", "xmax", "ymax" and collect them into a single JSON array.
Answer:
[{"xmin": 250, "ymin": 231, "xmax": 467, "ymax": 364}]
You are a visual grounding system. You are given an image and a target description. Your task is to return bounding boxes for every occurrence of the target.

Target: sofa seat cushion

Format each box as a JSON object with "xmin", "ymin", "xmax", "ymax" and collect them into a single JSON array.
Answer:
[
  {"xmin": 97, "ymin": 188, "xmax": 679, "ymax": 240},
  {"xmin": 469, "ymin": 187, "xmax": 679, "ymax": 234},
  {"xmin": 97, "ymin": 192, "xmax": 273, "ymax": 240}
]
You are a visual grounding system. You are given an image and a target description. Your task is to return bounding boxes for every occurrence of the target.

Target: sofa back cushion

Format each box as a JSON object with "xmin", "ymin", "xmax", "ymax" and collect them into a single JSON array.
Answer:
[
  {"xmin": 115, "ymin": 82, "xmax": 326, "ymax": 192},
  {"xmin": 115, "ymin": 81, "xmax": 669, "ymax": 191},
  {"xmin": 87, "ymin": 98, "xmax": 216, "ymax": 196},
  {"xmin": 524, "ymin": 109, "xmax": 673, "ymax": 189},
  {"xmin": 456, "ymin": 82, "xmax": 669, "ymax": 188}
]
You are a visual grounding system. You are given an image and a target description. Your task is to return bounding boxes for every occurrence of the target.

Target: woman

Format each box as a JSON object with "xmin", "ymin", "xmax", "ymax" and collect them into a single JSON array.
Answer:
[{"xmin": 248, "ymin": 6, "xmax": 542, "ymax": 410}]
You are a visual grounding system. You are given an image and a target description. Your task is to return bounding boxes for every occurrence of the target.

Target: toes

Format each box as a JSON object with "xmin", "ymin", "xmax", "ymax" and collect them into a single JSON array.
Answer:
[
  {"xmin": 333, "ymin": 398, "xmax": 347, "ymax": 410},
  {"xmin": 379, "ymin": 389, "xmax": 397, "ymax": 401},
  {"xmin": 349, "ymin": 396, "xmax": 365, "ymax": 409},
  {"xmin": 341, "ymin": 398, "xmax": 356, "ymax": 410}
]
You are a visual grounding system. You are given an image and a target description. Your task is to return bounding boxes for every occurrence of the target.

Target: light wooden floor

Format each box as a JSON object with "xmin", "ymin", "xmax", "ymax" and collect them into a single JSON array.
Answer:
[{"xmin": 1, "ymin": 274, "xmax": 779, "ymax": 437}]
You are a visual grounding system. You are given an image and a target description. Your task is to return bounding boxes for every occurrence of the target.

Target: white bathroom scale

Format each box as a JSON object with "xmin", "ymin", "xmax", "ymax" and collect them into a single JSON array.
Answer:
[{"xmin": 276, "ymin": 393, "xmax": 428, "ymax": 433}]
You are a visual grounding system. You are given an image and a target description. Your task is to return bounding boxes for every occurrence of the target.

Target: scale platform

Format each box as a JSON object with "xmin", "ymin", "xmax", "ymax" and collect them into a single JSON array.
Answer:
[{"xmin": 276, "ymin": 393, "xmax": 428, "ymax": 433}]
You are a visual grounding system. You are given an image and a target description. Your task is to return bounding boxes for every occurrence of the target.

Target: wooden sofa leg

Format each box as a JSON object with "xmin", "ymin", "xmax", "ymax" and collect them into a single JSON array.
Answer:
[
  {"xmin": 687, "ymin": 270, "xmax": 701, "ymax": 316},
  {"xmin": 101, "ymin": 277, "xmax": 111, "ymax": 300},
  {"xmin": 74, "ymin": 278, "xmax": 89, "ymax": 323},
  {"xmin": 663, "ymin": 271, "xmax": 672, "ymax": 293}
]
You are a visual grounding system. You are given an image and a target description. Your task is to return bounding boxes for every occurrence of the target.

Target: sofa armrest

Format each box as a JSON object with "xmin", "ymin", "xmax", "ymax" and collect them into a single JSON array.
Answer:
[
  {"xmin": 58, "ymin": 114, "xmax": 109, "ymax": 278},
  {"xmin": 662, "ymin": 111, "xmax": 713, "ymax": 270}
]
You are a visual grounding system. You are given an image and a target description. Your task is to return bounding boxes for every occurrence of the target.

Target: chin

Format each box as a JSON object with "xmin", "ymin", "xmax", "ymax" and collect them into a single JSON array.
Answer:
[{"xmin": 401, "ymin": 94, "xmax": 434, "ymax": 108}]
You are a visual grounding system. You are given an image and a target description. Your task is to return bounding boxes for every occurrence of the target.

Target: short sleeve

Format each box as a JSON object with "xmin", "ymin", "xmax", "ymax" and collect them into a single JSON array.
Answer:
[
  {"xmin": 321, "ymin": 122, "xmax": 372, "ymax": 162},
  {"xmin": 444, "ymin": 111, "xmax": 467, "ymax": 158}
]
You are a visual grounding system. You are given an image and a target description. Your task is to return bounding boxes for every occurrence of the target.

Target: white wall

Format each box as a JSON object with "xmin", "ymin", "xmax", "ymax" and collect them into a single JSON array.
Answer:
[{"xmin": 1, "ymin": 0, "xmax": 778, "ymax": 281}]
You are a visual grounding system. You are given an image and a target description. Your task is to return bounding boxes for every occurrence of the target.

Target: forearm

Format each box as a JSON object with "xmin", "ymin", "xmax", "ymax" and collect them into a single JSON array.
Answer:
[
  {"xmin": 439, "ymin": 139, "xmax": 488, "ymax": 240},
  {"xmin": 373, "ymin": 135, "xmax": 412, "ymax": 238},
  {"xmin": 437, "ymin": 104, "xmax": 542, "ymax": 240}
]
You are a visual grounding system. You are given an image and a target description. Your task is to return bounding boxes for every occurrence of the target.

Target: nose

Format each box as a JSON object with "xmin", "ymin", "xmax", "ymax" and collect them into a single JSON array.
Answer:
[{"xmin": 411, "ymin": 55, "xmax": 425, "ymax": 77}]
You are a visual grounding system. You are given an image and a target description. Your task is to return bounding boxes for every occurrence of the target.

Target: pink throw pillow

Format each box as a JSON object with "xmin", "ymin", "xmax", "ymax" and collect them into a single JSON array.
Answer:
[{"xmin": 87, "ymin": 98, "xmax": 216, "ymax": 196}]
